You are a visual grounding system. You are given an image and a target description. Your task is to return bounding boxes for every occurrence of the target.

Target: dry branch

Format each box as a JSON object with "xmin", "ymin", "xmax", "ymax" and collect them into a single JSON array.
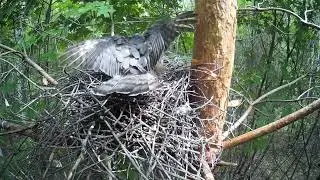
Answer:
[
  {"xmin": 223, "ymin": 74, "xmax": 307, "ymax": 139},
  {"xmin": 0, "ymin": 43, "xmax": 58, "ymax": 85},
  {"xmin": 67, "ymin": 124, "xmax": 94, "ymax": 180},
  {"xmin": 0, "ymin": 120, "xmax": 37, "ymax": 138},
  {"xmin": 238, "ymin": 7, "xmax": 320, "ymax": 31},
  {"xmin": 0, "ymin": 57, "xmax": 45, "ymax": 90},
  {"xmin": 223, "ymin": 98, "xmax": 320, "ymax": 149}
]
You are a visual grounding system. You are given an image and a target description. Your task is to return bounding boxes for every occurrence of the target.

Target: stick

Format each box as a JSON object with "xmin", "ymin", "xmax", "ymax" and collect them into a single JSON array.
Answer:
[
  {"xmin": 0, "ymin": 44, "xmax": 58, "ymax": 85},
  {"xmin": 223, "ymin": 98, "xmax": 320, "ymax": 149}
]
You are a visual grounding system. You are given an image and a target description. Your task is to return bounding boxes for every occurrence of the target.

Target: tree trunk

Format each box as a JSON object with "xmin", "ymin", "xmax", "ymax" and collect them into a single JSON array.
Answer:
[{"xmin": 191, "ymin": 0, "xmax": 237, "ymax": 171}]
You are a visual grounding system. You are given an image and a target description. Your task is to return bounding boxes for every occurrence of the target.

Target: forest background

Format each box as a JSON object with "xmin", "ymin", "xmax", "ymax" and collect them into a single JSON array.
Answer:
[{"xmin": 0, "ymin": 0, "xmax": 320, "ymax": 179}]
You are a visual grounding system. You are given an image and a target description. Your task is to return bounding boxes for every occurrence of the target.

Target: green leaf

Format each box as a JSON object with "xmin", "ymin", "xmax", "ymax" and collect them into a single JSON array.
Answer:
[
  {"xmin": 0, "ymin": 80, "xmax": 17, "ymax": 93},
  {"xmin": 39, "ymin": 51, "xmax": 58, "ymax": 62},
  {"xmin": 97, "ymin": 5, "xmax": 110, "ymax": 18}
]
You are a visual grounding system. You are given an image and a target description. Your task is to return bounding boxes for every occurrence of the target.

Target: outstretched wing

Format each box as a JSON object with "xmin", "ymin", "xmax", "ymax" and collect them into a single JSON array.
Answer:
[
  {"xmin": 62, "ymin": 35, "xmax": 149, "ymax": 76},
  {"xmin": 144, "ymin": 11, "xmax": 196, "ymax": 69},
  {"xmin": 61, "ymin": 11, "xmax": 195, "ymax": 77}
]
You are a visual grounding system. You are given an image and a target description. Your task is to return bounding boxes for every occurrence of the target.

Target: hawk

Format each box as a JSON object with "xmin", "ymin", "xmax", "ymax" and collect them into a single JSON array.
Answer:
[{"xmin": 62, "ymin": 11, "xmax": 195, "ymax": 95}]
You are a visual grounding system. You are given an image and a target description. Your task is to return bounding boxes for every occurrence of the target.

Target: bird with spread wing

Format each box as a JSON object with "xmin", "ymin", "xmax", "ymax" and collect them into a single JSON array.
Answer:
[{"xmin": 62, "ymin": 11, "xmax": 195, "ymax": 96}]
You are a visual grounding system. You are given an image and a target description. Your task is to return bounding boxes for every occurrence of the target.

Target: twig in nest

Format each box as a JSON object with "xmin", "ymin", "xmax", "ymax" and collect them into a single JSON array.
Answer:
[
  {"xmin": 67, "ymin": 124, "xmax": 94, "ymax": 180},
  {"xmin": 216, "ymin": 160, "xmax": 238, "ymax": 167},
  {"xmin": 36, "ymin": 60, "xmax": 219, "ymax": 179}
]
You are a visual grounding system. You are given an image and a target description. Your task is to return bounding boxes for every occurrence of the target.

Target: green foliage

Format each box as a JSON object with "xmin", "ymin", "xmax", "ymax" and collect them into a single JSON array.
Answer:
[
  {"xmin": 219, "ymin": 6, "xmax": 320, "ymax": 179},
  {"xmin": 0, "ymin": 0, "xmax": 191, "ymax": 177},
  {"xmin": 1, "ymin": 0, "xmax": 319, "ymax": 178},
  {"xmin": 0, "ymin": 137, "xmax": 36, "ymax": 179},
  {"xmin": 39, "ymin": 51, "xmax": 58, "ymax": 62},
  {"xmin": 0, "ymin": 80, "xmax": 17, "ymax": 93},
  {"xmin": 55, "ymin": 0, "xmax": 115, "ymax": 19},
  {"xmin": 238, "ymin": 0, "xmax": 253, "ymax": 8},
  {"xmin": 116, "ymin": 157, "xmax": 139, "ymax": 179},
  {"xmin": 243, "ymin": 136, "xmax": 269, "ymax": 155}
]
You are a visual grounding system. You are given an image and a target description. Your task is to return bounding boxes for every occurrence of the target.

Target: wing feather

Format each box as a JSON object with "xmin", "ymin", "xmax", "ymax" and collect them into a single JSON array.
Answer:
[
  {"xmin": 62, "ymin": 37, "xmax": 128, "ymax": 76},
  {"xmin": 146, "ymin": 32, "xmax": 165, "ymax": 69},
  {"xmin": 62, "ymin": 34, "xmax": 161, "ymax": 77}
]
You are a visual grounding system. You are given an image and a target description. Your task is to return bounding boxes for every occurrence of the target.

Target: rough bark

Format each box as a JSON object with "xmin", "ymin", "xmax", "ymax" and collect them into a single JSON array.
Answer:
[{"xmin": 191, "ymin": 0, "xmax": 237, "ymax": 168}]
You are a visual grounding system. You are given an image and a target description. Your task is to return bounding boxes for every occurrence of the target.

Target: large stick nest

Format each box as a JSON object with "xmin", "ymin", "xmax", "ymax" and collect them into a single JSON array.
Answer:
[{"xmin": 34, "ymin": 58, "xmax": 220, "ymax": 179}]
